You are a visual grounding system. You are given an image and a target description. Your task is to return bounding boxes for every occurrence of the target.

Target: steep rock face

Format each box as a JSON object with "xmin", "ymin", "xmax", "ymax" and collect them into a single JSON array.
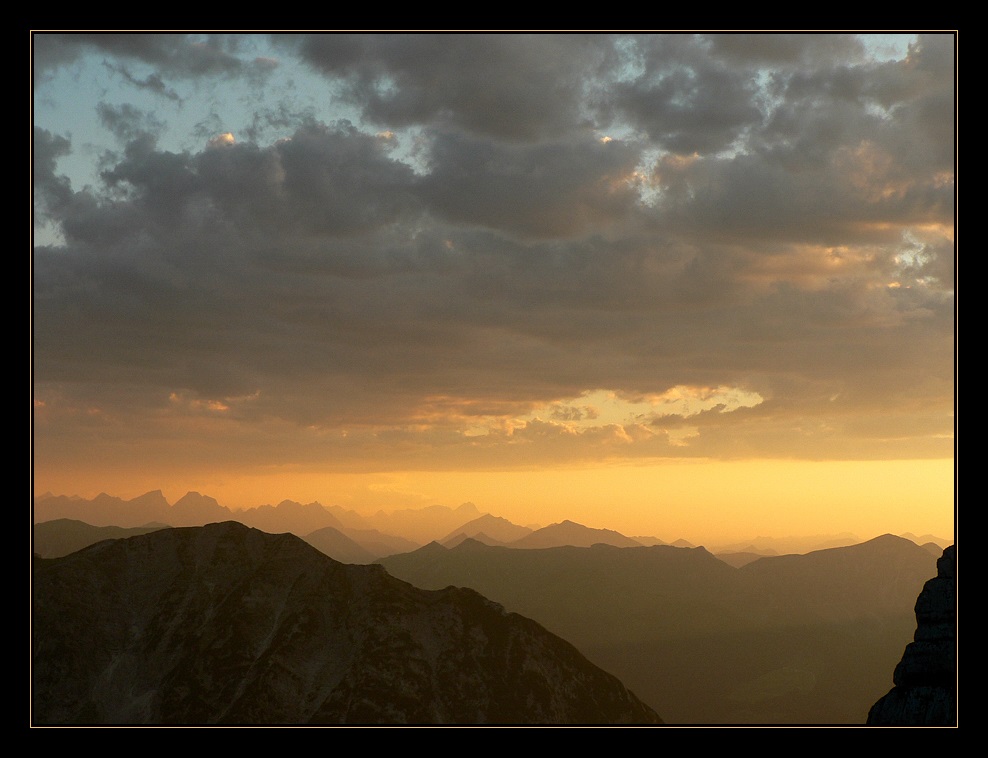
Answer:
[
  {"xmin": 32, "ymin": 522, "xmax": 661, "ymax": 726},
  {"xmin": 867, "ymin": 544, "xmax": 956, "ymax": 726}
]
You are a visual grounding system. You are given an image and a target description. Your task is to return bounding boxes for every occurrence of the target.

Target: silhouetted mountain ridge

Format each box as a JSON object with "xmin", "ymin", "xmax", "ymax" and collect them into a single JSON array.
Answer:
[
  {"xmin": 438, "ymin": 514, "xmax": 533, "ymax": 545},
  {"xmin": 33, "ymin": 491, "xmax": 950, "ymax": 558},
  {"xmin": 379, "ymin": 534, "xmax": 944, "ymax": 724},
  {"xmin": 33, "ymin": 492, "xmax": 452, "ymax": 563},
  {"xmin": 509, "ymin": 520, "xmax": 644, "ymax": 549},
  {"xmin": 32, "ymin": 522, "xmax": 662, "ymax": 725}
]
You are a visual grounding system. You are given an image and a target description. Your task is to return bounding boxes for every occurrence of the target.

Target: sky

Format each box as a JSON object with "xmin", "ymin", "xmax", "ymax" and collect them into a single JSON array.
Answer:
[{"xmin": 32, "ymin": 32, "xmax": 956, "ymax": 545}]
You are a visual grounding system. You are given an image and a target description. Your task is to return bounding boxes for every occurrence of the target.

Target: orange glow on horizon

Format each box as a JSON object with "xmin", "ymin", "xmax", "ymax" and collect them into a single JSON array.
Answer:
[{"xmin": 34, "ymin": 457, "xmax": 955, "ymax": 548}]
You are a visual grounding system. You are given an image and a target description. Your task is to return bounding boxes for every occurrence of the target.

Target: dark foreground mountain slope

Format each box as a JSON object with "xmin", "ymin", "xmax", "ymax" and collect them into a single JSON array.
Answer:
[
  {"xmin": 32, "ymin": 522, "xmax": 661, "ymax": 726},
  {"xmin": 868, "ymin": 545, "xmax": 956, "ymax": 726},
  {"xmin": 380, "ymin": 537, "xmax": 940, "ymax": 724}
]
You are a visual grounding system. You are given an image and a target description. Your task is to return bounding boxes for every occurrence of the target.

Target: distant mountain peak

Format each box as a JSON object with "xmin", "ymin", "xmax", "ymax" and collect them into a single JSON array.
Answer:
[
  {"xmin": 176, "ymin": 490, "xmax": 213, "ymax": 501},
  {"xmin": 669, "ymin": 538, "xmax": 696, "ymax": 548},
  {"xmin": 509, "ymin": 520, "xmax": 642, "ymax": 549}
]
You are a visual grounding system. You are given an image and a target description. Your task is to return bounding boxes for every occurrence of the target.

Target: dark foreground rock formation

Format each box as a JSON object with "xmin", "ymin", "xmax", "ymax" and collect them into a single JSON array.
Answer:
[
  {"xmin": 32, "ymin": 522, "xmax": 662, "ymax": 725},
  {"xmin": 867, "ymin": 544, "xmax": 956, "ymax": 726}
]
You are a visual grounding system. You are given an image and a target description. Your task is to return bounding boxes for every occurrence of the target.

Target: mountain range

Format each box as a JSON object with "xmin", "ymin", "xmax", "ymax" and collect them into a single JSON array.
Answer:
[
  {"xmin": 379, "ymin": 534, "xmax": 945, "ymax": 724},
  {"xmin": 32, "ymin": 490, "xmax": 952, "ymax": 561},
  {"xmin": 30, "ymin": 491, "xmax": 955, "ymax": 725},
  {"xmin": 32, "ymin": 521, "xmax": 662, "ymax": 725}
]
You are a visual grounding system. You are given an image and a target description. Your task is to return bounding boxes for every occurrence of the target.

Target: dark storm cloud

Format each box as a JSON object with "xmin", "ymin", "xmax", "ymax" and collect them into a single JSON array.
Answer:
[
  {"xmin": 651, "ymin": 147, "xmax": 952, "ymax": 247},
  {"xmin": 701, "ymin": 33, "xmax": 867, "ymax": 66},
  {"xmin": 608, "ymin": 34, "xmax": 765, "ymax": 154},
  {"xmin": 643, "ymin": 34, "xmax": 954, "ymax": 270},
  {"xmin": 56, "ymin": 120, "xmax": 422, "ymax": 257},
  {"xmin": 33, "ymin": 33, "xmax": 955, "ymax": 469},
  {"xmin": 33, "ymin": 119, "xmax": 439, "ymax": 412},
  {"xmin": 756, "ymin": 34, "xmax": 955, "ymax": 176},
  {"xmin": 419, "ymin": 131, "xmax": 641, "ymax": 237},
  {"xmin": 283, "ymin": 32, "xmax": 614, "ymax": 140}
]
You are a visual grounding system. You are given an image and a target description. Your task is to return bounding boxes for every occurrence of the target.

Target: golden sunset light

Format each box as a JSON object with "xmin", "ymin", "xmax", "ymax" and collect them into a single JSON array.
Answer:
[
  {"xmin": 33, "ymin": 35, "xmax": 954, "ymax": 541},
  {"xmin": 32, "ymin": 32, "xmax": 956, "ymax": 727}
]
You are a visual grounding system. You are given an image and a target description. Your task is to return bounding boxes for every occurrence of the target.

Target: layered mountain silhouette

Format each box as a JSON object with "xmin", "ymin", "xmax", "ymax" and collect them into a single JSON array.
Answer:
[
  {"xmin": 899, "ymin": 533, "xmax": 954, "ymax": 552},
  {"xmin": 38, "ymin": 491, "xmax": 362, "ymax": 535},
  {"xmin": 380, "ymin": 535, "xmax": 943, "ymax": 724},
  {"xmin": 34, "ymin": 491, "xmax": 949, "ymax": 562},
  {"xmin": 325, "ymin": 527, "xmax": 419, "ymax": 560},
  {"xmin": 32, "ymin": 488, "xmax": 954, "ymax": 725},
  {"xmin": 34, "ymin": 492, "xmax": 449, "ymax": 562},
  {"xmin": 508, "ymin": 520, "xmax": 644, "ymax": 549},
  {"xmin": 32, "ymin": 522, "xmax": 662, "ymax": 725},
  {"xmin": 710, "ymin": 533, "xmax": 861, "ymax": 556},
  {"xmin": 361, "ymin": 502, "xmax": 485, "ymax": 545},
  {"xmin": 631, "ymin": 535, "xmax": 670, "ymax": 547},
  {"xmin": 868, "ymin": 545, "xmax": 956, "ymax": 726},
  {"xmin": 300, "ymin": 526, "xmax": 378, "ymax": 565},
  {"xmin": 438, "ymin": 514, "xmax": 534, "ymax": 545},
  {"xmin": 713, "ymin": 551, "xmax": 771, "ymax": 569}
]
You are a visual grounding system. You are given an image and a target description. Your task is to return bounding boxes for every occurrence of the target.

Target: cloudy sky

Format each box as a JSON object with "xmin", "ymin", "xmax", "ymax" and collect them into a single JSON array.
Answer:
[{"xmin": 32, "ymin": 32, "xmax": 955, "ymax": 543}]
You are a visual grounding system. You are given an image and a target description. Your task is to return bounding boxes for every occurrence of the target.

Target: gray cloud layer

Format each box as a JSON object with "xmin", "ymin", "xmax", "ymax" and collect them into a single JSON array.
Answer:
[{"xmin": 32, "ymin": 33, "xmax": 955, "ymax": 473}]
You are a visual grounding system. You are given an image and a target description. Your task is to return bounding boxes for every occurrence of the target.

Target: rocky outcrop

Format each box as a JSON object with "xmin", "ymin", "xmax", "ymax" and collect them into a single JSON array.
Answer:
[
  {"xmin": 32, "ymin": 522, "xmax": 662, "ymax": 725},
  {"xmin": 867, "ymin": 544, "xmax": 956, "ymax": 726}
]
